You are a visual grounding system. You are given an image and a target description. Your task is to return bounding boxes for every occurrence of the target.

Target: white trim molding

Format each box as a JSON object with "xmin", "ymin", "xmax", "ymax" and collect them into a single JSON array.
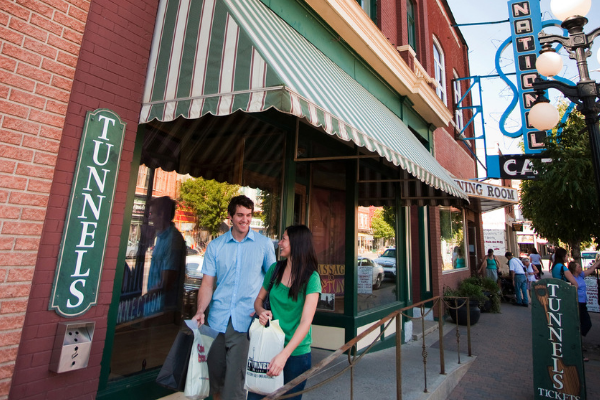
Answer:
[{"xmin": 304, "ymin": 0, "xmax": 453, "ymax": 128}]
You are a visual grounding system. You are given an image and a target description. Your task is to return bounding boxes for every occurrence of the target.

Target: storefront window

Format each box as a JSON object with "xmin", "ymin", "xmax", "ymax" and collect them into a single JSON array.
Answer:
[
  {"xmin": 356, "ymin": 165, "xmax": 397, "ymax": 312},
  {"xmin": 109, "ymin": 113, "xmax": 284, "ymax": 381},
  {"xmin": 311, "ymin": 162, "xmax": 346, "ymax": 315},
  {"xmin": 440, "ymin": 206, "xmax": 466, "ymax": 271}
]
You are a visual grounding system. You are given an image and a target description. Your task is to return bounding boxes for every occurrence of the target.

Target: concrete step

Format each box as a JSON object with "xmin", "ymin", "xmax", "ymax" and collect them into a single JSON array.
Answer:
[{"xmin": 412, "ymin": 320, "xmax": 441, "ymax": 342}]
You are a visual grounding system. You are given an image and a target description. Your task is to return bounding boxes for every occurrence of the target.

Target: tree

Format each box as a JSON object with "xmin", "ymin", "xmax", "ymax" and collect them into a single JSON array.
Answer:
[
  {"xmin": 371, "ymin": 209, "xmax": 395, "ymax": 243},
  {"xmin": 520, "ymin": 106, "xmax": 600, "ymax": 260},
  {"xmin": 179, "ymin": 177, "xmax": 240, "ymax": 237}
]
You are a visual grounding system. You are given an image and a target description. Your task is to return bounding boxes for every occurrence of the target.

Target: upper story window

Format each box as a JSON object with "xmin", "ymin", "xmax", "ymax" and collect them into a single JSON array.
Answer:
[
  {"xmin": 453, "ymin": 71, "xmax": 464, "ymax": 132},
  {"xmin": 407, "ymin": 0, "xmax": 417, "ymax": 51},
  {"xmin": 433, "ymin": 37, "xmax": 446, "ymax": 105},
  {"xmin": 358, "ymin": 0, "xmax": 377, "ymax": 24}
]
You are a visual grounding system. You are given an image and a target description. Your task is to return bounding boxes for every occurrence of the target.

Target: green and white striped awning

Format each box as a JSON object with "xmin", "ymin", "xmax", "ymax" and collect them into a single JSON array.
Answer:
[{"xmin": 140, "ymin": 0, "xmax": 467, "ymax": 201}]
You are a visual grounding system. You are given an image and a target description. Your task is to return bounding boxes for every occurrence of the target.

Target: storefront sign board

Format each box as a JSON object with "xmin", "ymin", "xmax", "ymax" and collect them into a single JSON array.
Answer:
[
  {"xmin": 532, "ymin": 279, "xmax": 586, "ymax": 399},
  {"xmin": 585, "ymin": 277, "xmax": 599, "ymax": 313},
  {"xmin": 49, "ymin": 109, "xmax": 126, "ymax": 317},
  {"xmin": 483, "ymin": 229, "xmax": 506, "ymax": 255}
]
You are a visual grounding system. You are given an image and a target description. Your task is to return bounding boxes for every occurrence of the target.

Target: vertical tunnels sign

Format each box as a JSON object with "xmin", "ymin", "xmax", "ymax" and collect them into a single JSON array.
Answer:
[
  {"xmin": 50, "ymin": 109, "xmax": 126, "ymax": 317},
  {"xmin": 532, "ymin": 279, "xmax": 586, "ymax": 399}
]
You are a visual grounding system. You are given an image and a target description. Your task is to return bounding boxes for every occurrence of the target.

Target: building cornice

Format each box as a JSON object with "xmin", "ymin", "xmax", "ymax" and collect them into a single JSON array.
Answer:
[{"xmin": 304, "ymin": 0, "xmax": 453, "ymax": 128}]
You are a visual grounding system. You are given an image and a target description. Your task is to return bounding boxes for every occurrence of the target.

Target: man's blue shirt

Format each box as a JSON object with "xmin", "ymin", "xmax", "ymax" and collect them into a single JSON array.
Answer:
[{"xmin": 203, "ymin": 228, "xmax": 276, "ymax": 333}]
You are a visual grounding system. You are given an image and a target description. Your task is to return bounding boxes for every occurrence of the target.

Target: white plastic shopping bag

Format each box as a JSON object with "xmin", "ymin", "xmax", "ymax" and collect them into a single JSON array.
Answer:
[
  {"xmin": 244, "ymin": 318, "xmax": 286, "ymax": 395},
  {"xmin": 184, "ymin": 320, "xmax": 218, "ymax": 399}
]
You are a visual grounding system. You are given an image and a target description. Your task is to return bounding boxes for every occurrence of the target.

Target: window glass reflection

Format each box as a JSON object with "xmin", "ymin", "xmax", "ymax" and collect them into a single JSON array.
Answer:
[{"xmin": 440, "ymin": 206, "xmax": 466, "ymax": 271}]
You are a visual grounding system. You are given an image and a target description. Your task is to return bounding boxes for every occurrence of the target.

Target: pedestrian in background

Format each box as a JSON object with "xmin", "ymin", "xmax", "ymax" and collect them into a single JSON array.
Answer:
[
  {"xmin": 529, "ymin": 248, "xmax": 543, "ymax": 278},
  {"xmin": 523, "ymin": 257, "xmax": 538, "ymax": 303},
  {"xmin": 249, "ymin": 225, "xmax": 322, "ymax": 400},
  {"xmin": 551, "ymin": 247, "xmax": 578, "ymax": 287},
  {"xmin": 568, "ymin": 259, "xmax": 600, "ymax": 361},
  {"xmin": 506, "ymin": 251, "xmax": 529, "ymax": 307},
  {"xmin": 479, "ymin": 249, "xmax": 500, "ymax": 282}
]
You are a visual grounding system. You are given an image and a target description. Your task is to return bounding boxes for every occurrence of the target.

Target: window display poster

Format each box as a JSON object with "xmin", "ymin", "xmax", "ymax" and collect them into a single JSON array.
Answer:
[
  {"xmin": 484, "ymin": 229, "xmax": 506, "ymax": 254},
  {"xmin": 358, "ymin": 265, "xmax": 373, "ymax": 294}
]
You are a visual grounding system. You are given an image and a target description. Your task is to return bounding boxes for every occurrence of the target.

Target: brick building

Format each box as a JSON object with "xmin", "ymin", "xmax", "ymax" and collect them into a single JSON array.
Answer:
[{"xmin": 0, "ymin": 0, "xmax": 516, "ymax": 399}]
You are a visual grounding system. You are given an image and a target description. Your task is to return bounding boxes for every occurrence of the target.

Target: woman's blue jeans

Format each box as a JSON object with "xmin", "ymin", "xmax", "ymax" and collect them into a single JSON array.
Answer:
[{"xmin": 247, "ymin": 352, "xmax": 311, "ymax": 400}]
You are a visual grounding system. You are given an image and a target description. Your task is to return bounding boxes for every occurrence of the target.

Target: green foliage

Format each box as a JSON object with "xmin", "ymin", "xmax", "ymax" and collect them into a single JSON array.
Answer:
[
  {"xmin": 371, "ymin": 209, "xmax": 395, "ymax": 240},
  {"xmin": 257, "ymin": 190, "xmax": 279, "ymax": 237},
  {"xmin": 461, "ymin": 277, "xmax": 501, "ymax": 313},
  {"xmin": 179, "ymin": 177, "xmax": 240, "ymax": 237},
  {"xmin": 520, "ymin": 106, "xmax": 600, "ymax": 259}
]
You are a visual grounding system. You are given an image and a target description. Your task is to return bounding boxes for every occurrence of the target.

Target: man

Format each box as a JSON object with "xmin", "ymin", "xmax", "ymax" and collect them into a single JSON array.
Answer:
[
  {"xmin": 193, "ymin": 195, "xmax": 276, "ymax": 400},
  {"xmin": 506, "ymin": 251, "xmax": 528, "ymax": 307},
  {"xmin": 147, "ymin": 196, "xmax": 185, "ymax": 310}
]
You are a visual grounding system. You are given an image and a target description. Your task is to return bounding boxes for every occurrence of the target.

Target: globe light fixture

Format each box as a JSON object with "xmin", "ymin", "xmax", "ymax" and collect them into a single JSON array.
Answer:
[
  {"xmin": 532, "ymin": 2, "xmax": 600, "ymax": 203},
  {"xmin": 550, "ymin": 0, "xmax": 591, "ymax": 21},
  {"xmin": 529, "ymin": 101, "xmax": 560, "ymax": 131},
  {"xmin": 535, "ymin": 46, "xmax": 563, "ymax": 78}
]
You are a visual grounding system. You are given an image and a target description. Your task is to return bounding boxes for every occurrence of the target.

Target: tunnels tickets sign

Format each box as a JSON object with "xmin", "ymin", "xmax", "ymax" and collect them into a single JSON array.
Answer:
[
  {"xmin": 50, "ymin": 109, "xmax": 126, "ymax": 317},
  {"xmin": 532, "ymin": 280, "xmax": 586, "ymax": 399}
]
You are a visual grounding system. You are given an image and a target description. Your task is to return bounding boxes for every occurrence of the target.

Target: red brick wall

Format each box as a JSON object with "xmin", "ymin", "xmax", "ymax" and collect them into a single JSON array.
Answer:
[
  {"xmin": 0, "ymin": 1, "xmax": 90, "ymax": 398},
  {"xmin": 7, "ymin": 0, "xmax": 157, "ymax": 398}
]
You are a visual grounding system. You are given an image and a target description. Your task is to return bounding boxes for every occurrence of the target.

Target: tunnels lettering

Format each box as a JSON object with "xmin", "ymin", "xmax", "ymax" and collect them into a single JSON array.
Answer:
[{"xmin": 50, "ymin": 109, "xmax": 126, "ymax": 317}]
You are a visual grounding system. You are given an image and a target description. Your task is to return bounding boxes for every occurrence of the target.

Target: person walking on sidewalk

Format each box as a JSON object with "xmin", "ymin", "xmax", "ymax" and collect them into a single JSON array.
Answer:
[
  {"xmin": 506, "ymin": 252, "xmax": 529, "ymax": 307},
  {"xmin": 568, "ymin": 259, "xmax": 600, "ymax": 360},
  {"xmin": 529, "ymin": 248, "xmax": 544, "ymax": 279},
  {"xmin": 479, "ymin": 248, "xmax": 500, "ymax": 282},
  {"xmin": 523, "ymin": 257, "xmax": 538, "ymax": 303},
  {"xmin": 192, "ymin": 195, "xmax": 277, "ymax": 400},
  {"xmin": 551, "ymin": 247, "xmax": 578, "ymax": 287}
]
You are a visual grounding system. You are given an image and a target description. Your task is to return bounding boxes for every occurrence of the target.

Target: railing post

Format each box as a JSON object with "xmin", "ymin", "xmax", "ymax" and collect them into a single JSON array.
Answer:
[
  {"xmin": 396, "ymin": 311, "xmax": 402, "ymax": 400},
  {"xmin": 466, "ymin": 299, "xmax": 472, "ymax": 357},
  {"xmin": 421, "ymin": 305, "xmax": 428, "ymax": 393},
  {"xmin": 438, "ymin": 298, "xmax": 445, "ymax": 375}
]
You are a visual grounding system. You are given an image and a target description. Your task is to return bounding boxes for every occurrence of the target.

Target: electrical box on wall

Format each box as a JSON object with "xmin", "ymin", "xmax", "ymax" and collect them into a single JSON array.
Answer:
[{"xmin": 49, "ymin": 321, "xmax": 95, "ymax": 373}]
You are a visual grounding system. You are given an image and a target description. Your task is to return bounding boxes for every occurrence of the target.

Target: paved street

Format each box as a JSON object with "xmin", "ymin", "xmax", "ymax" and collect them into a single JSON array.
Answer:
[{"xmin": 442, "ymin": 301, "xmax": 600, "ymax": 400}]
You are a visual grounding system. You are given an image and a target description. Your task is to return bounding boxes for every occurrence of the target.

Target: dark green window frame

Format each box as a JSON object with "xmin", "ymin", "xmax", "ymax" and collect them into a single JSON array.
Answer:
[
  {"xmin": 407, "ymin": 0, "xmax": 417, "ymax": 51},
  {"xmin": 356, "ymin": 0, "xmax": 377, "ymax": 25}
]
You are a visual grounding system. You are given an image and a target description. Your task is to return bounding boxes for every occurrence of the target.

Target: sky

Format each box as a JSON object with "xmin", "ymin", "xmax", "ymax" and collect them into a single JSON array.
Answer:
[{"xmin": 445, "ymin": 0, "xmax": 600, "ymax": 178}]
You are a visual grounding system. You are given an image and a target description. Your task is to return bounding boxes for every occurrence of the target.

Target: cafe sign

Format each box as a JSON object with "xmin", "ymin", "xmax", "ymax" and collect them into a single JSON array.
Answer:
[
  {"xmin": 532, "ymin": 279, "xmax": 586, "ymax": 399},
  {"xmin": 50, "ymin": 109, "xmax": 126, "ymax": 317}
]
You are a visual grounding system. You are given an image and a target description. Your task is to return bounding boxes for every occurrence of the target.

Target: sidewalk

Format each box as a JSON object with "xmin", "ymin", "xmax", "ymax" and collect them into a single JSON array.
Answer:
[
  {"xmin": 446, "ymin": 302, "xmax": 600, "ymax": 400},
  {"xmin": 162, "ymin": 301, "xmax": 600, "ymax": 399}
]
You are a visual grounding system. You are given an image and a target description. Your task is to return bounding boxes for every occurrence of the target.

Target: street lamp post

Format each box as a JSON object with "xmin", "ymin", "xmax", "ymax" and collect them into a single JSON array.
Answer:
[{"xmin": 529, "ymin": 0, "xmax": 600, "ymax": 202}]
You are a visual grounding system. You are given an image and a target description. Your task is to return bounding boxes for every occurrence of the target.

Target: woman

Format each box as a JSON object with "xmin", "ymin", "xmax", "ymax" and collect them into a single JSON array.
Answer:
[
  {"xmin": 568, "ymin": 259, "xmax": 600, "ymax": 361},
  {"xmin": 523, "ymin": 257, "xmax": 538, "ymax": 303},
  {"xmin": 551, "ymin": 247, "xmax": 578, "ymax": 288},
  {"xmin": 249, "ymin": 225, "xmax": 322, "ymax": 400},
  {"xmin": 529, "ymin": 248, "xmax": 543, "ymax": 279},
  {"xmin": 479, "ymin": 249, "xmax": 500, "ymax": 282}
]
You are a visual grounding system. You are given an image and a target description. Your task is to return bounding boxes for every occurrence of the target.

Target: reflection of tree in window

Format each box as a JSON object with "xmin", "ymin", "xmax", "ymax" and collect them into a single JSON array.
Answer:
[
  {"xmin": 257, "ymin": 189, "xmax": 279, "ymax": 238},
  {"xmin": 179, "ymin": 177, "xmax": 239, "ymax": 237},
  {"xmin": 372, "ymin": 209, "xmax": 395, "ymax": 244},
  {"xmin": 440, "ymin": 208, "xmax": 463, "ymax": 244}
]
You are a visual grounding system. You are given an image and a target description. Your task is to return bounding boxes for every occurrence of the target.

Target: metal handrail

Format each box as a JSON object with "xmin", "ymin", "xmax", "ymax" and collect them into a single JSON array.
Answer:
[{"xmin": 261, "ymin": 295, "xmax": 473, "ymax": 399}]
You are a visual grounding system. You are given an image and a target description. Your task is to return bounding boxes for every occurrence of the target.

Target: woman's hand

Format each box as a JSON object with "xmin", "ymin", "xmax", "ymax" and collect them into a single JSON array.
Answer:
[
  {"xmin": 267, "ymin": 352, "xmax": 289, "ymax": 377},
  {"xmin": 258, "ymin": 310, "xmax": 273, "ymax": 326}
]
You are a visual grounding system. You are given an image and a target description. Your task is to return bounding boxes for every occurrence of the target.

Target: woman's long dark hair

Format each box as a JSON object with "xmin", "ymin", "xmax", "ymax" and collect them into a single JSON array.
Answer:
[
  {"xmin": 555, "ymin": 247, "xmax": 567, "ymax": 265},
  {"xmin": 275, "ymin": 225, "xmax": 319, "ymax": 301}
]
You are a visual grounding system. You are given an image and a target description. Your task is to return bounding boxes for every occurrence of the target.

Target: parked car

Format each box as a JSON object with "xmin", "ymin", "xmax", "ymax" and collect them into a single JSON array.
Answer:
[
  {"xmin": 126, "ymin": 240, "xmax": 138, "ymax": 258},
  {"xmin": 375, "ymin": 247, "xmax": 396, "ymax": 279},
  {"xmin": 185, "ymin": 246, "xmax": 204, "ymax": 280},
  {"xmin": 581, "ymin": 251, "xmax": 599, "ymax": 270},
  {"xmin": 358, "ymin": 256, "xmax": 384, "ymax": 290}
]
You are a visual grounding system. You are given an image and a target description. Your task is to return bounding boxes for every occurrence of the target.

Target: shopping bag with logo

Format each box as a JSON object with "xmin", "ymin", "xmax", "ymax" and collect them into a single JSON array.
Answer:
[
  {"xmin": 156, "ymin": 329, "xmax": 194, "ymax": 391},
  {"xmin": 184, "ymin": 321, "xmax": 218, "ymax": 400},
  {"xmin": 244, "ymin": 318, "xmax": 285, "ymax": 395}
]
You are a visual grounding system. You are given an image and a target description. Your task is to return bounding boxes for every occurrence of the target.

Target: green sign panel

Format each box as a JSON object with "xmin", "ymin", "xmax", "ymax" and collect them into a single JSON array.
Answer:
[
  {"xmin": 532, "ymin": 279, "xmax": 586, "ymax": 399},
  {"xmin": 50, "ymin": 109, "xmax": 126, "ymax": 317}
]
